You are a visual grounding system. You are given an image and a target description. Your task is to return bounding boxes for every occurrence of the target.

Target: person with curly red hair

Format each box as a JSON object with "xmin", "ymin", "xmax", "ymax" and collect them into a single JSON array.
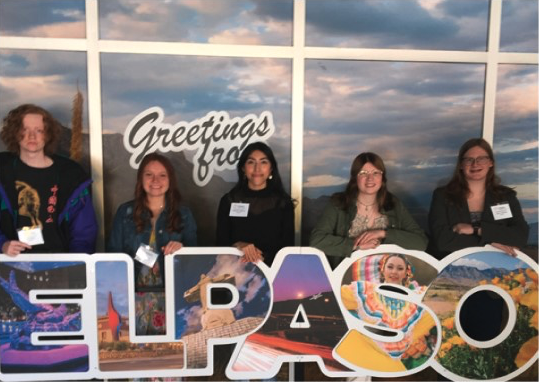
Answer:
[{"xmin": 0, "ymin": 104, "xmax": 97, "ymax": 255}]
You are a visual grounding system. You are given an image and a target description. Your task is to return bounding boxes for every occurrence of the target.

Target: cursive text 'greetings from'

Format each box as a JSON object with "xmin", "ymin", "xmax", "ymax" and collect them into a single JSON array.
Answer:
[{"xmin": 124, "ymin": 107, "xmax": 275, "ymax": 186}]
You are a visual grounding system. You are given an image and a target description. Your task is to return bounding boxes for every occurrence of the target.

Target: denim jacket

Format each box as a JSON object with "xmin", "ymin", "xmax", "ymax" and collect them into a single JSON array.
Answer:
[{"xmin": 107, "ymin": 200, "xmax": 197, "ymax": 284}]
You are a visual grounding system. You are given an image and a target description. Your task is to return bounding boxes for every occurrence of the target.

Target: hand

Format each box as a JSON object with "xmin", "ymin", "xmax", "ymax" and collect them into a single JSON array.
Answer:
[
  {"xmin": 2, "ymin": 240, "xmax": 32, "ymax": 256},
  {"xmin": 234, "ymin": 242, "xmax": 264, "ymax": 263},
  {"xmin": 491, "ymin": 242, "xmax": 519, "ymax": 257},
  {"xmin": 353, "ymin": 230, "xmax": 386, "ymax": 250},
  {"xmin": 162, "ymin": 241, "xmax": 183, "ymax": 255},
  {"xmin": 452, "ymin": 223, "xmax": 474, "ymax": 235}
]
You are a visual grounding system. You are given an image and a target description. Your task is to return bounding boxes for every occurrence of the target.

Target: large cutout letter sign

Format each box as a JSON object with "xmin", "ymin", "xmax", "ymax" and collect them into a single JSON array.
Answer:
[{"xmin": 0, "ymin": 246, "xmax": 537, "ymax": 381}]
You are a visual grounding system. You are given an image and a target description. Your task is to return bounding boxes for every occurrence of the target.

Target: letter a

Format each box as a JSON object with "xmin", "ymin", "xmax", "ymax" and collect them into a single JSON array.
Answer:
[{"xmin": 227, "ymin": 248, "xmax": 354, "ymax": 380}]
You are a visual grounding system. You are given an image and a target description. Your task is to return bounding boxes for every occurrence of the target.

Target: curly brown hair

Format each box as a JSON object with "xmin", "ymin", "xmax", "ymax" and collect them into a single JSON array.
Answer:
[
  {"xmin": 1, "ymin": 104, "xmax": 62, "ymax": 155},
  {"xmin": 133, "ymin": 153, "xmax": 183, "ymax": 234}
]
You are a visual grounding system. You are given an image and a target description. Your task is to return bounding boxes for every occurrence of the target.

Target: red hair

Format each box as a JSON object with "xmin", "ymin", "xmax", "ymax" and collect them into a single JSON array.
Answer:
[{"xmin": 1, "ymin": 104, "xmax": 62, "ymax": 155}]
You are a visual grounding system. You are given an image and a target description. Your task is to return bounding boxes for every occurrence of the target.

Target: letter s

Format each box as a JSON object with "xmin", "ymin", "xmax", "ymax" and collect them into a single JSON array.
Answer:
[{"xmin": 334, "ymin": 251, "xmax": 441, "ymax": 378}]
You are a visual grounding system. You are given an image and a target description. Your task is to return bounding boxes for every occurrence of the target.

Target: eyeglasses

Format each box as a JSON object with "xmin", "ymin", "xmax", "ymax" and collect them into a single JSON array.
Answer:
[
  {"xmin": 461, "ymin": 156, "xmax": 491, "ymax": 166},
  {"xmin": 358, "ymin": 170, "xmax": 383, "ymax": 178}
]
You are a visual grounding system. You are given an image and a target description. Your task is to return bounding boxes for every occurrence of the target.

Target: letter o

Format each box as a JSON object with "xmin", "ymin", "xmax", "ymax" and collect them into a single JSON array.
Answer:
[{"xmin": 423, "ymin": 248, "xmax": 538, "ymax": 381}]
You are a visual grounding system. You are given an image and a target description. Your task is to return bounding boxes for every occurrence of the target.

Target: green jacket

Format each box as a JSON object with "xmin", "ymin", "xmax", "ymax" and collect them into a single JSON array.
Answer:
[{"xmin": 309, "ymin": 195, "xmax": 427, "ymax": 267}]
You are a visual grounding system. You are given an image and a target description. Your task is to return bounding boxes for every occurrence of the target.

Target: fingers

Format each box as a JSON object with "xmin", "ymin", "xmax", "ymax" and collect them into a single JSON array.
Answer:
[
  {"xmin": 452, "ymin": 223, "xmax": 473, "ymax": 235},
  {"xmin": 358, "ymin": 230, "xmax": 385, "ymax": 243},
  {"xmin": 491, "ymin": 242, "xmax": 518, "ymax": 257},
  {"xmin": 241, "ymin": 252, "xmax": 263, "ymax": 263},
  {"xmin": 238, "ymin": 243, "xmax": 263, "ymax": 263},
  {"xmin": 355, "ymin": 231, "xmax": 382, "ymax": 250},
  {"xmin": 361, "ymin": 240, "xmax": 380, "ymax": 250},
  {"xmin": 355, "ymin": 233, "xmax": 372, "ymax": 246},
  {"xmin": 162, "ymin": 241, "xmax": 183, "ymax": 255},
  {"xmin": 2, "ymin": 240, "xmax": 32, "ymax": 257},
  {"xmin": 354, "ymin": 238, "xmax": 381, "ymax": 250}
]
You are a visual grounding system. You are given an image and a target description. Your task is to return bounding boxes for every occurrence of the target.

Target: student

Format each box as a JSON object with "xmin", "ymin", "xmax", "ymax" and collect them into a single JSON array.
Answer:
[
  {"xmin": 108, "ymin": 153, "xmax": 196, "ymax": 335},
  {"xmin": 216, "ymin": 141, "xmax": 294, "ymax": 266},
  {"xmin": 0, "ymin": 104, "xmax": 97, "ymax": 255},
  {"xmin": 428, "ymin": 138, "xmax": 529, "ymax": 345},
  {"xmin": 310, "ymin": 152, "xmax": 427, "ymax": 268},
  {"xmin": 428, "ymin": 138, "xmax": 528, "ymax": 259}
]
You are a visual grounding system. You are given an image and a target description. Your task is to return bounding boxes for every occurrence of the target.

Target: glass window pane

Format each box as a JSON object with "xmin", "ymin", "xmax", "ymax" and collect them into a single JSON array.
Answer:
[
  {"xmin": 0, "ymin": 49, "xmax": 91, "ymax": 171},
  {"xmin": 494, "ymin": 64, "xmax": 538, "ymax": 245},
  {"xmin": 100, "ymin": 54, "xmax": 292, "ymax": 245},
  {"xmin": 302, "ymin": 60, "xmax": 485, "ymax": 242},
  {"xmin": 500, "ymin": 0, "xmax": 538, "ymax": 53},
  {"xmin": 0, "ymin": 0, "xmax": 85, "ymax": 38},
  {"xmin": 99, "ymin": 0, "xmax": 293, "ymax": 45},
  {"xmin": 305, "ymin": 0, "xmax": 489, "ymax": 50}
]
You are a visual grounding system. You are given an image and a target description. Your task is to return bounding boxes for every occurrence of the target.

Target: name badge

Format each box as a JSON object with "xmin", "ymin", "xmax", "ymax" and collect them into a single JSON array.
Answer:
[
  {"xmin": 491, "ymin": 203, "xmax": 512, "ymax": 220},
  {"xmin": 17, "ymin": 226, "xmax": 44, "ymax": 246},
  {"xmin": 230, "ymin": 202, "xmax": 249, "ymax": 217},
  {"xmin": 135, "ymin": 244, "xmax": 159, "ymax": 268}
]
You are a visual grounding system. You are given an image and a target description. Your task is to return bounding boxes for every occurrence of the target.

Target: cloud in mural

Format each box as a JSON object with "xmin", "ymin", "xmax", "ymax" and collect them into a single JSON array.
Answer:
[
  {"xmin": 304, "ymin": 174, "xmax": 348, "ymax": 188},
  {"xmin": 243, "ymin": 274, "xmax": 265, "ymax": 303},
  {"xmin": 177, "ymin": 304, "xmax": 204, "ymax": 334},
  {"xmin": 452, "ymin": 257, "xmax": 490, "ymax": 270},
  {"xmin": 207, "ymin": 254, "xmax": 268, "ymax": 304}
]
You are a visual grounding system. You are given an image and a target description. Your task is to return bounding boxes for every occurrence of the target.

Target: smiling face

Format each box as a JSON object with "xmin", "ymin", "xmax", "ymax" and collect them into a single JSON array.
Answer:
[
  {"xmin": 243, "ymin": 149, "xmax": 272, "ymax": 190},
  {"xmin": 142, "ymin": 160, "xmax": 170, "ymax": 199},
  {"xmin": 461, "ymin": 146, "xmax": 493, "ymax": 183},
  {"xmin": 356, "ymin": 162, "xmax": 383, "ymax": 196},
  {"xmin": 382, "ymin": 256, "xmax": 407, "ymax": 285},
  {"xmin": 18, "ymin": 113, "xmax": 46, "ymax": 156}
]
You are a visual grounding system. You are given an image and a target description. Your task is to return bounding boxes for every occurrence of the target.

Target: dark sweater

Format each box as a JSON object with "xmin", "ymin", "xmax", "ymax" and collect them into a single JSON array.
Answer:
[
  {"xmin": 0, "ymin": 152, "xmax": 97, "ymax": 253},
  {"xmin": 216, "ymin": 187, "xmax": 294, "ymax": 266},
  {"xmin": 428, "ymin": 186, "xmax": 529, "ymax": 259}
]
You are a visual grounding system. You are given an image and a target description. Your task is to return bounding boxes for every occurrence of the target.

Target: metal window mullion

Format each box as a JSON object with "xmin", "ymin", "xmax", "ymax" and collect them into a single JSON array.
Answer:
[
  {"xmin": 85, "ymin": 0, "xmax": 105, "ymax": 251},
  {"xmin": 483, "ymin": 0, "xmax": 503, "ymax": 145},
  {"xmin": 291, "ymin": 0, "xmax": 306, "ymax": 246},
  {"xmin": 0, "ymin": 36, "xmax": 87, "ymax": 51},
  {"xmin": 97, "ymin": 40, "xmax": 294, "ymax": 58},
  {"xmin": 2, "ymin": 37, "xmax": 535, "ymax": 64}
]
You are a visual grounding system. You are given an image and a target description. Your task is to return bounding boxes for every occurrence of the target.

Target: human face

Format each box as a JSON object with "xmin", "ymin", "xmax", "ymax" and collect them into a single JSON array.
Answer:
[
  {"xmin": 19, "ymin": 114, "xmax": 46, "ymax": 156},
  {"xmin": 243, "ymin": 150, "xmax": 272, "ymax": 190},
  {"xmin": 357, "ymin": 162, "xmax": 383, "ymax": 196},
  {"xmin": 461, "ymin": 146, "xmax": 493, "ymax": 182},
  {"xmin": 382, "ymin": 256, "xmax": 407, "ymax": 285},
  {"xmin": 142, "ymin": 160, "xmax": 170, "ymax": 199}
]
